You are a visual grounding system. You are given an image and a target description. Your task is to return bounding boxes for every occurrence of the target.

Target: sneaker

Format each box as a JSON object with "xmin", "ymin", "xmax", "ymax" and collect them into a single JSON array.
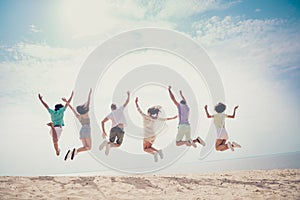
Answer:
[
  {"xmin": 227, "ymin": 142, "xmax": 234, "ymax": 151},
  {"xmin": 232, "ymin": 141, "xmax": 241, "ymax": 148},
  {"xmin": 188, "ymin": 140, "xmax": 197, "ymax": 148},
  {"xmin": 158, "ymin": 150, "xmax": 164, "ymax": 159},
  {"xmin": 99, "ymin": 141, "xmax": 107, "ymax": 151},
  {"xmin": 196, "ymin": 136, "xmax": 206, "ymax": 146},
  {"xmin": 105, "ymin": 143, "xmax": 110, "ymax": 156},
  {"xmin": 153, "ymin": 152, "xmax": 158, "ymax": 162},
  {"xmin": 64, "ymin": 150, "xmax": 71, "ymax": 161},
  {"xmin": 71, "ymin": 148, "xmax": 76, "ymax": 160}
]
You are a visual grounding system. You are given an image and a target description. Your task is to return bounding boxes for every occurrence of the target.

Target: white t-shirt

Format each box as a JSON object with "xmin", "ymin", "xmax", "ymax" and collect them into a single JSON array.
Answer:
[
  {"xmin": 106, "ymin": 106, "xmax": 126, "ymax": 127},
  {"xmin": 213, "ymin": 113, "xmax": 228, "ymax": 128}
]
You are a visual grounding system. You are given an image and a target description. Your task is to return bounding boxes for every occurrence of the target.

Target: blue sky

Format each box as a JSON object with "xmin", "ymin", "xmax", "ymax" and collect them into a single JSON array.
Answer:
[{"xmin": 0, "ymin": 0, "xmax": 300, "ymax": 175}]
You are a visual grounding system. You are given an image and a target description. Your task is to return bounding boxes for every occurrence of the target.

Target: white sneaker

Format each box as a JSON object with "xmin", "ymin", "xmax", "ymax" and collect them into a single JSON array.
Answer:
[
  {"xmin": 232, "ymin": 141, "xmax": 241, "ymax": 148},
  {"xmin": 196, "ymin": 136, "xmax": 206, "ymax": 146},
  {"xmin": 99, "ymin": 141, "xmax": 107, "ymax": 151},
  {"xmin": 105, "ymin": 143, "xmax": 110, "ymax": 156},
  {"xmin": 227, "ymin": 141, "xmax": 234, "ymax": 151},
  {"xmin": 188, "ymin": 140, "xmax": 197, "ymax": 148},
  {"xmin": 153, "ymin": 152, "xmax": 158, "ymax": 162},
  {"xmin": 158, "ymin": 150, "xmax": 164, "ymax": 159}
]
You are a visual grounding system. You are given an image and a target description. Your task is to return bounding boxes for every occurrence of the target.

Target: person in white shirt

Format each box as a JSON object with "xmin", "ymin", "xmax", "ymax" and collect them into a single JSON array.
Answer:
[
  {"xmin": 135, "ymin": 97, "xmax": 177, "ymax": 162},
  {"xmin": 204, "ymin": 102, "xmax": 241, "ymax": 151},
  {"xmin": 99, "ymin": 91, "xmax": 130, "ymax": 155}
]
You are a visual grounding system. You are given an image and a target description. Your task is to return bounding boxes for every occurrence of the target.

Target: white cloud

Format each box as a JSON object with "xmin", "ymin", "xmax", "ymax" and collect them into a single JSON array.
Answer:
[
  {"xmin": 152, "ymin": 0, "xmax": 235, "ymax": 20},
  {"xmin": 255, "ymin": 8, "xmax": 261, "ymax": 12},
  {"xmin": 29, "ymin": 24, "xmax": 42, "ymax": 33},
  {"xmin": 192, "ymin": 16, "xmax": 300, "ymax": 71}
]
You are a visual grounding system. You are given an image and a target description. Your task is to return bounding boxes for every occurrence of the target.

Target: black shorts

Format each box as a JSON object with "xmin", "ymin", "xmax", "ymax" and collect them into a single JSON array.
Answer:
[{"xmin": 109, "ymin": 126, "xmax": 125, "ymax": 144}]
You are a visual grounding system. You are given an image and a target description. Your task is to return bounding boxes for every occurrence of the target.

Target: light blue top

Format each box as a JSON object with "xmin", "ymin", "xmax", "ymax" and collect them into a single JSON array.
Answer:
[
  {"xmin": 48, "ymin": 107, "xmax": 66, "ymax": 126},
  {"xmin": 178, "ymin": 103, "xmax": 190, "ymax": 125}
]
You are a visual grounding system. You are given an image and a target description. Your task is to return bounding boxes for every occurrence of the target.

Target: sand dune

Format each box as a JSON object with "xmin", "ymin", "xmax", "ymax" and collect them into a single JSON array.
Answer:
[{"xmin": 0, "ymin": 169, "xmax": 299, "ymax": 199}]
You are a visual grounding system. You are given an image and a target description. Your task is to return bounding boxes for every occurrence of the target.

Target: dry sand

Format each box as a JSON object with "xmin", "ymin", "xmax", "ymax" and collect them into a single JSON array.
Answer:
[{"xmin": 0, "ymin": 169, "xmax": 299, "ymax": 200}]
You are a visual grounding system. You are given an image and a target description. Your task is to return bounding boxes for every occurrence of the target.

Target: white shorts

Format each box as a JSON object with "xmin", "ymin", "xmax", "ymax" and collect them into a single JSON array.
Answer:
[
  {"xmin": 49, "ymin": 127, "xmax": 63, "ymax": 140},
  {"xmin": 216, "ymin": 128, "xmax": 228, "ymax": 140}
]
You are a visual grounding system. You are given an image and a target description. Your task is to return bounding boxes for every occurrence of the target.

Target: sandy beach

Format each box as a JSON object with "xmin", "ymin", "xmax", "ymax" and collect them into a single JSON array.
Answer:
[{"xmin": 0, "ymin": 169, "xmax": 299, "ymax": 200}]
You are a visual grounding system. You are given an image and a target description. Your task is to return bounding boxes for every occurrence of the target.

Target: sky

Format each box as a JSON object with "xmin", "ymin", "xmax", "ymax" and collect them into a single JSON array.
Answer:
[{"xmin": 0, "ymin": 0, "xmax": 300, "ymax": 175}]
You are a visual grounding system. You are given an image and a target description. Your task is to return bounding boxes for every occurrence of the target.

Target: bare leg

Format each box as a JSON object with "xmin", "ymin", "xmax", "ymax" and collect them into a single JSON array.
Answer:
[
  {"xmin": 215, "ymin": 139, "xmax": 229, "ymax": 151},
  {"xmin": 110, "ymin": 143, "xmax": 121, "ymax": 148},
  {"xmin": 47, "ymin": 122, "xmax": 60, "ymax": 155},
  {"xmin": 144, "ymin": 141, "xmax": 158, "ymax": 154},
  {"xmin": 77, "ymin": 138, "xmax": 92, "ymax": 154},
  {"xmin": 176, "ymin": 141, "xmax": 190, "ymax": 146}
]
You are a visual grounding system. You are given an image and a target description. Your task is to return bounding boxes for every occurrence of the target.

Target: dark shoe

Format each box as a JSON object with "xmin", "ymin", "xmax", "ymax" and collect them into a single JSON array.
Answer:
[
  {"xmin": 64, "ymin": 150, "xmax": 71, "ymax": 161},
  {"xmin": 71, "ymin": 148, "xmax": 76, "ymax": 160}
]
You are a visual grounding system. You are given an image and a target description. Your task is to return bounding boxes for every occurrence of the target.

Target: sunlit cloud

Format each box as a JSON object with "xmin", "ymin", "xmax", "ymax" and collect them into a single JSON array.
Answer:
[{"xmin": 29, "ymin": 24, "xmax": 42, "ymax": 33}]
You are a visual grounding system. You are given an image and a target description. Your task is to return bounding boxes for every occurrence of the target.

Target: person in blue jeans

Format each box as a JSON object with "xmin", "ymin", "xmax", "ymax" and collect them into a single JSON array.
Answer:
[
  {"xmin": 168, "ymin": 86, "xmax": 205, "ymax": 148},
  {"xmin": 38, "ymin": 91, "xmax": 73, "ymax": 156}
]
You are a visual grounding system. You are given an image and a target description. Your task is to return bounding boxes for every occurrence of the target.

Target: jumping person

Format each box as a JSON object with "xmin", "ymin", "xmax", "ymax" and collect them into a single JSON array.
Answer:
[
  {"xmin": 99, "ymin": 91, "xmax": 130, "ymax": 155},
  {"xmin": 135, "ymin": 97, "xmax": 177, "ymax": 162},
  {"xmin": 168, "ymin": 86, "xmax": 205, "ymax": 148},
  {"xmin": 204, "ymin": 103, "xmax": 241, "ymax": 151},
  {"xmin": 38, "ymin": 91, "xmax": 74, "ymax": 156},
  {"xmin": 64, "ymin": 89, "xmax": 92, "ymax": 160}
]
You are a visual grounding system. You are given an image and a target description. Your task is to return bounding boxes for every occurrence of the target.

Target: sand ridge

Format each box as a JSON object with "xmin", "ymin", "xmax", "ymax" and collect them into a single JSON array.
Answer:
[{"xmin": 0, "ymin": 169, "xmax": 299, "ymax": 199}]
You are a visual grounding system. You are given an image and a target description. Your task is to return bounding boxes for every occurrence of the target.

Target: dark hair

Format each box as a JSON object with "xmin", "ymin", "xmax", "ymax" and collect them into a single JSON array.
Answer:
[
  {"xmin": 76, "ymin": 105, "xmax": 89, "ymax": 115},
  {"xmin": 55, "ymin": 104, "xmax": 64, "ymax": 111},
  {"xmin": 111, "ymin": 104, "xmax": 117, "ymax": 110},
  {"xmin": 180, "ymin": 100, "xmax": 186, "ymax": 104},
  {"xmin": 147, "ymin": 107, "xmax": 160, "ymax": 117},
  {"xmin": 215, "ymin": 103, "xmax": 226, "ymax": 113}
]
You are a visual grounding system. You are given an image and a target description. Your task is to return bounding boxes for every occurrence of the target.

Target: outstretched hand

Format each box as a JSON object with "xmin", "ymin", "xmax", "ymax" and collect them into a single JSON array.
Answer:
[
  {"xmin": 127, "ymin": 91, "xmax": 130, "ymax": 96},
  {"xmin": 234, "ymin": 106, "xmax": 239, "ymax": 110},
  {"xmin": 135, "ymin": 97, "xmax": 139, "ymax": 103},
  {"xmin": 204, "ymin": 105, "xmax": 208, "ymax": 109},
  {"xmin": 168, "ymin": 85, "xmax": 172, "ymax": 90},
  {"xmin": 38, "ymin": 94, "xmax": 43, "ymax": 100},
  {"xmin": 61, "ymin": 97, "xmax": 67, "ymax": 102}
]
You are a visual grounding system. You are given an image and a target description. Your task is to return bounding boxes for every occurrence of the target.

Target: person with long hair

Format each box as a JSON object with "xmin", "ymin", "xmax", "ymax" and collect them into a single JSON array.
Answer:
[
  {"xmin": 135, "ymin": 97, "xmax": 177, "ymax": 162},
  {"xmin": 64, "ymin": 89, "xmax": 92, "ymax": 160}
]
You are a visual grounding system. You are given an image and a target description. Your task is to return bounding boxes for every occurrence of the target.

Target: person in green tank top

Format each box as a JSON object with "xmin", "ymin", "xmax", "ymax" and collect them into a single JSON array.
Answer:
[
  {"xmin": 38, "ymin": 91, "xmax": 73, "ymax": 156},
  {"xmin": 63, "ymin": 89, "xmax": 92, "ymax": 161}
]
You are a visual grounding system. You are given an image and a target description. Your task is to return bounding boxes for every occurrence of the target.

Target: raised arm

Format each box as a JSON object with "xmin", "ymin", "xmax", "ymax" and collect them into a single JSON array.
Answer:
[
  {"xmin": 123, "ymin": 91, "xmax": 130, "ymax": 107},
  {"xmin": 38, "ymin": 94, "xmax": 49, "ymax": 110},
  {"xmin": 204, "ymin": 105, "xmax": 213, "ymax": 118},
  {"xmin": 86, "ymin": 88, "xmax": 92, "ymax": 108},
  {"xmin": 159, "ymin": 115, "xmax": 178, "ymax": 121},
  {"xmin": 64, "ymin": 91, "xmax": 74, "ymax": 108},
  {"xmin": 135, "ymin": 97, "xmax": 146, "ymax": 116},
  {"xmin": 62, "ymin": 98, "xmax": 80, "ymax": 118},
  {"xmin": 179, "ymin": 90, "xmax": 187, "ymax": 104},
  {"xmin": 227, "ymin": 106, "xmax": 239, "ymax": 118},
  {"xmin": 101, "ymin": 117, "xmax": 109, "ymax": 138},
  {"xmin": 168, "ymin": 86, "xmax": 179, "ymax": 106}
]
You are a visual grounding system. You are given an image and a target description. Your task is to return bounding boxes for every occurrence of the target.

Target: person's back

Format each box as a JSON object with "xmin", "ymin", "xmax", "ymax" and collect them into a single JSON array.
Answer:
[
  {"xmin": 107, "ymin": 106, "xmax": 126, "ymax": 127},
  {"xmin": 213, "ymin": 113, "xmax": 227, "ymax": 129},
  {"xmin": 48, "ymin": 107, "xmax": 66, "ymax": 126},
  {"xmin": 178, "ymin": 103, "xmax": 190, "ymax": 125}
]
